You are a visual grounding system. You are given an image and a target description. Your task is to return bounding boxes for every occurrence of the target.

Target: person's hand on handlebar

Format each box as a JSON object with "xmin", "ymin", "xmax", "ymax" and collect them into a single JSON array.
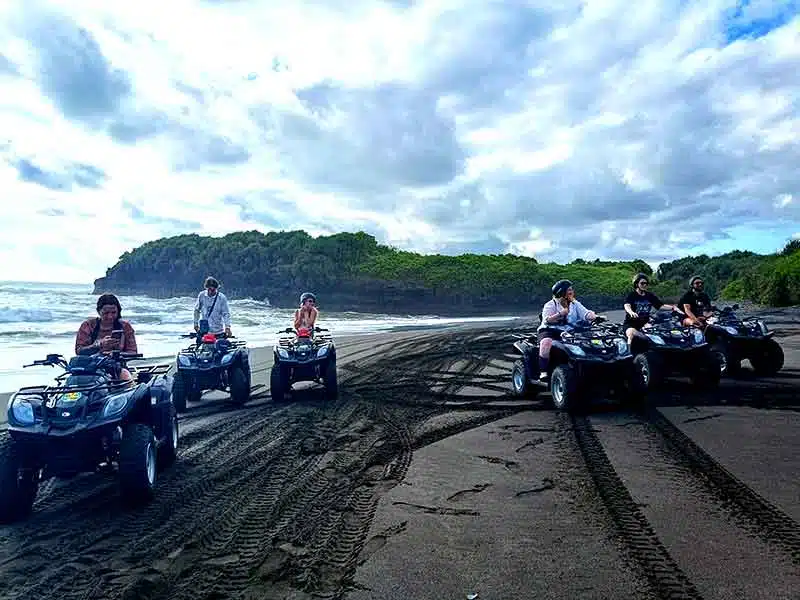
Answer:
[{"xmin": 224, "ymin": 326, "xmax": 232, "ymax": 338}]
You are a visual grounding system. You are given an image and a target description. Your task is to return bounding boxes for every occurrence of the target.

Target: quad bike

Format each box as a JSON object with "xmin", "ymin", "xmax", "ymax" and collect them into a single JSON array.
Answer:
[
  {"xmin": 510, "ymin": 316, "xmax": 647, "ymax": 413},
  {"xmin": 628, "ymin": 308, "xmax": 721, "ymax": 389},
  {"xmin": 700, "ymin": 304, "xmax": 784, "ymax": 377},
  {"xmin": 270, "ymin": 326, "xmax": 337, "ymax": 402},
  {"xmin": 1, "ymin": 348, "xmax": 178, "ymax": 523},
  {"xmin": 172, "ymin": 323, "xmax": 252, "ymax": 413}
]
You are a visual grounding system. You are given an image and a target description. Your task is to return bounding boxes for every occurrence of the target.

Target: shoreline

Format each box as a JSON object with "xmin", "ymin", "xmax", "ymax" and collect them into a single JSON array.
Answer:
[{"xmin": 0, "ymin": 317, "xmax": 528, "ymax": 426}]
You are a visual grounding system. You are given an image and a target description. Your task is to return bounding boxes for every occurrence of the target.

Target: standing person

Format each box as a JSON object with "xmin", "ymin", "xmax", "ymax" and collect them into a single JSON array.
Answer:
[
  {"xmin": 535, "ymin": 279, "xmax": 598, "ymax": 381},
  {"xmin": 193, "ymin": 276, "xmax": 232, "ymax": 337},
  {"xmin": 294, "ymin": 292, "xmax": 319, "ymax": 331},
  {"xmin": 74, "ymin": 293, "xmax": 138, "ymax": 380},
  {"xmin": 679, "ymin": 275, "xmax": 713, "ymax": 327},
  {"xmin": 623, "ymin": 272, "xmax": 677, "ymax": 344}
]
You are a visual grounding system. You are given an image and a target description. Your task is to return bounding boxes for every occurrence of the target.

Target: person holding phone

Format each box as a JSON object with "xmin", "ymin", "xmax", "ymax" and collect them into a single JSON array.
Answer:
[{"xmin": 74, "ymin": 294, "xmax": 138, "ymax": 380}]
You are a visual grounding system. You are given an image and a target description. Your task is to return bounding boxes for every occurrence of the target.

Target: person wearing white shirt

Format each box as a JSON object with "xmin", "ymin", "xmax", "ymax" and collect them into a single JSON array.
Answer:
[
  {"xmin": 535, "ymin": 279, "xmax": 597, "ymax": 381},
  {"xmin": 193, "ymin": 276, "xmax": 232, "ymax": 337}
]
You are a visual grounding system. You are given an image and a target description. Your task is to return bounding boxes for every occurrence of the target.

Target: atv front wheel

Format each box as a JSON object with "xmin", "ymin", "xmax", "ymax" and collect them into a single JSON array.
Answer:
[
  {"xmin": 633, "ymin": 351, "xmax": 663, "ymax": 389},
  {"xmin": 119, "ymin": 424, "xmax": 157, "ymax": 504},
  {"xmin": 691, "ymin": 351, "xmax": 722, "ymax": 389},
  {"xmin": 158, "ymin": 405, "xmax": 179, "ymax": 471},
  {"xmin": 511, "ymin": 359, "xmax": 537, "ymax": 398},
  {"xmin": 749, "ymin": 338, "xmax": 784, "ymax": 376},
  {"xmin": 0, "ymin": 435, "xmax": 38, "ymax": 524},
  {"xmin": 550, "ymin": 365, "xmax": 581, "ymax": 413},
  {"xmin": 172, "ymin": 373, "xmax": 188, "ymax": 414},
  {"xmin": 324, "ymin": 358, "xmax": 338, "ymax": 399},
  {"xmin": 710, "ymin": 342, "xmax": 740, "ymax": 376},
  {"xmin": 229, "ymin": 365, "xmax": 251, "ymax": 405},
  {"xmin": 270, "ymin": 365, "xmax": 289, "ymax": 403}
]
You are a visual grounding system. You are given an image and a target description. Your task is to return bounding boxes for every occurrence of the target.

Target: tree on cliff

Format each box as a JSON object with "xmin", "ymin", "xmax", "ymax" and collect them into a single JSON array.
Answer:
[{"xmin": 94, "ymin": 230, "xmax": 798, "ymax": 311}]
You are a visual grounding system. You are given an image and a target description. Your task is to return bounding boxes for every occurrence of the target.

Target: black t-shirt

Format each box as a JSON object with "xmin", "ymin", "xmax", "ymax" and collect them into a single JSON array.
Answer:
[
  {"xmin": 624, "ymin": 290, "xmax": 663, "ymax": 324},
  {"xmin": 679, "ymin": 290, "xmax": 712, "ymax": 316}
]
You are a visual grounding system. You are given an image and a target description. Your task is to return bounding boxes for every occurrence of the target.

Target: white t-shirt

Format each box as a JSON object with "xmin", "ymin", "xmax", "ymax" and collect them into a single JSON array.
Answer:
[{"xmin": 537, "ymin": 298, "xmax": 591, "ymax": 331}]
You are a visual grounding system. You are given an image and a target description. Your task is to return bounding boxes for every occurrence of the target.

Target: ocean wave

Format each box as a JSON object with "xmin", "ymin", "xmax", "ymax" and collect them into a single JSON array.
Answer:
[{"xmin": 0, "ymin": 307, "xmax": 56, "ymax": 323}]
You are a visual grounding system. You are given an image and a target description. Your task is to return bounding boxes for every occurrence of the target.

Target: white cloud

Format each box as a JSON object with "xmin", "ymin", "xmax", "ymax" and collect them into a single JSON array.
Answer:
[{"xmin": 0, "ymin": 0, "xmax": 798, "ymax": 283}]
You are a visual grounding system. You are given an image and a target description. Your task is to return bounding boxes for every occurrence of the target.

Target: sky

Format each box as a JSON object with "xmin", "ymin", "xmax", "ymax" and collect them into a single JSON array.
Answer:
[{"xmin": 0, "ymin": 0, "xmax": 798, "ymax": 284}]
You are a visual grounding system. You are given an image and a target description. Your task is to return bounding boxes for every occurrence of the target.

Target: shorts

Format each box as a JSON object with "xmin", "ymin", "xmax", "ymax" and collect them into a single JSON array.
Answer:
[
  {"xmin": 623, "ymin": 316, "xmax": 649, "ymax": 330},
  {"xmin": 537, "ymin": 328, "xmax": 563, "ymax": 343}
]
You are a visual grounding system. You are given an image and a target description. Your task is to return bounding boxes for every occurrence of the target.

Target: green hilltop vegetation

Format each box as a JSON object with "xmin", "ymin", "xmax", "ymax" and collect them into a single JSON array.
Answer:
[{"xmin": 93, "ymin": 230, "xmax": 800, "ymax": 313}]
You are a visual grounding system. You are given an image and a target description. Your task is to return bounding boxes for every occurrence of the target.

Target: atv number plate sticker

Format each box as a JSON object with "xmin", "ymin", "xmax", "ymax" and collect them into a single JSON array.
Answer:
[
  {"xmin": 65, "ymin": 392, "xmax": 81, "ymax": 400},
  {"xmin": 591, "ymin": 339, "xmax": 603, "ymax": 346}
]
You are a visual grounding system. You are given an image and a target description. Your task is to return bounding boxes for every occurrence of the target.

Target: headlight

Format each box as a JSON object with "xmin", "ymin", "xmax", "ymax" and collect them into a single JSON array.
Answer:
[
  {"xmin": 647, "ymin": 334, "xmax": 665, "ymax": 345},
  {"xmin": 221, "ymin": 353, "xmax": 233, "ymax": 365},
  {"xmin": 757, "ymin": 320, "xmax": 768, "ymax": 335},
  {"xmin": 615, "ymin": 339, "xmax": 629, "ymax": 355},
  {"xmin": 692, "ymin": 329, "xmax": 705, "ymax": 344},
  {"xmin": 317, "ymin": 345, "xmax": 328, "ymax": 358},
  {"xmin": 103, "ymin": 391, "xmax": 133, "ymax": 418},
  {"xmin": 10, "ymin": 394, "xmax": 35, "ymax": 425},
  {"xmin": 564, "ymin": 344, "xmax": 585, "ymax": 356},
  {"xmin": 277, "ymin": 347, "xmax": 289, "ymax": 359},
  {"xmin": 178, "ymin": 355, "xmax": 191, "ymax": 367},
  {"xmin": 723, "ymin": 326, "xmax": 738, "ymax": 335}
]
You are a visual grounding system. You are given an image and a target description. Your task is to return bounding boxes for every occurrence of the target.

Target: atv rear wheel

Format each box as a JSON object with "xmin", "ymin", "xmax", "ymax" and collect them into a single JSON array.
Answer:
[
  {"xmin": 511, "ymin": 359, "xmax": 537, "ymax": 398},
  {"xmin": 172, "ymin": 373, "xmax": 188, "ymax": 414},
  {"xmin": 324, "ymin": 358, "xmax": 338, "ymax": 399},
  {"xmin": 633, "ymin": 351, "xmax": 663, "ymax": 389},
  {"xmin": 229, "ymin": 365, "xmax": 251, "ymax": 405},
  {"xmin": 0, "ymin": 436, "xmax": 38, "ymax": 524},
  {"xmin": 270, "ymin": 365, "xmax": 289, "ymax": 403},
  {"xmin": 749, "ymin": 338, "xmax": 784, "ymax": 376},
  {"xmin": 710, "ymin": 342, "xmax": 739, "ymax": 376},
  {"xmin": 158, "ymin": 405, "xmax": 179, "ymax": 471},
  {"xmin": 550, "ymin": 365, "xmax": 582, "ymax": 413},
  {"xmin": 119, "ymin": 424, "xmax": 157, "ymax": 504}
]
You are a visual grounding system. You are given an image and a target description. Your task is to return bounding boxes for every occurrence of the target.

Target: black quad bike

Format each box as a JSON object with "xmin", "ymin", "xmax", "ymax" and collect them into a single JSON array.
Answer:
[
  {"xmin": 270, "ymin": 326, "xmax": 337, "ymax": 402},
  {"xmin": 702, "ymin": 303, "xmax": 785, "ymax": 377},
  {"xmin": 510, "ymin": 316, "xmax": 647, "ymax": 413},
  {"xmin": 1, "ymin": 348, "xmax": 178, "ymax": 523},
  {"xmin": 172, "ymin": 325, "xmax": 252, "ymax": 413},
  {"xmin": 628, "ymin": 309, "xmax": 721, "ymax": 389}
]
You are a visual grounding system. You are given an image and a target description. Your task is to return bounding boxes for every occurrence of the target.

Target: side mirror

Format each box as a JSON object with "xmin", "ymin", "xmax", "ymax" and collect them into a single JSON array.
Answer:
[
  {"xmin": 732, "ymin": 303, "xmax": 740, "ymax": 310},
  {"xmin": 284, "ymin": 327, "xmax": 294, "ymax": 334}
]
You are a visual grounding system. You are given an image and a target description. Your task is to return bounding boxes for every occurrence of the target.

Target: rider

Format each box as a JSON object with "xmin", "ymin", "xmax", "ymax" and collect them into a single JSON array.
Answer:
[
  {"xmin": 74, "ymin": 293, "xmax": 138, "ymax": 381},
  {"xmin": 535, "ymin": 279, "xmax": 597, "ymax": 381},
  {"xmin": 623, "ymin": 272, "xmax": 678, "ymax": 344},
  {"xmin": 679, "ymin": 275, "xmax": 713, "ymax": 327},
  {"xmin": 294, "ymin": 292, "xmax": 319, "ymax": 331},
  {"xmin": 193, "ymin": 276, "xmax": 232, "ymax": 338}
]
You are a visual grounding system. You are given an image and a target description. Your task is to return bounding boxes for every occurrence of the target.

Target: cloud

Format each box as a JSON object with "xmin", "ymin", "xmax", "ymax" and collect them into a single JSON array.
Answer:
[{"xmin": 0, "ymin": 0, "xmax": 797, "ymax": 283}]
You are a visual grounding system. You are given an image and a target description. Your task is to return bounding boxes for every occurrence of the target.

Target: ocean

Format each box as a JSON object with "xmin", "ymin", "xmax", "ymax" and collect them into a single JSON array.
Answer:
[{"xmin": 0, "ymin": 281, "xmax": 516, "ymax": 393}]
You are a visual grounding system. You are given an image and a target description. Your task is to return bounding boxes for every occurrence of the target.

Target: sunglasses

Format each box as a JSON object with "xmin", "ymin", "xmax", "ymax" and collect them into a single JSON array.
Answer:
[{"xmin": 639, "ymin": 281, "xmax": 649, "ymax": 286}]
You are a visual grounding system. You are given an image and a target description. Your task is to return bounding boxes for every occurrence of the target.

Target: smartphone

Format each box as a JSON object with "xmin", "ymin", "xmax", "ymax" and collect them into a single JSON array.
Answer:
[{"xmin": 111, "ymin": 329, "xmax": 123, "ymax": 341}]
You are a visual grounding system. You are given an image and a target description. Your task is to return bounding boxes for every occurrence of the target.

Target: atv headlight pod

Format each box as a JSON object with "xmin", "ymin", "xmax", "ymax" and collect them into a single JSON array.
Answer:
[
  {"xmin": 692, "ymin": 329, "xmax": 705, "ymax": 344},
  {"xmin": 317, "ymin": 345, "xmax": 328, "ymax": 358},
  {"xmin": 564, "ymin": 344, "xmax": 585, "ymax": 356},
  {"xmin": 647, "ymin": 334, "xmax": 665, "ymax": 345},
  {"xmin": 722, "ymin": 325, "xmax": 738, "ymax": 335},
  {"xmin": 103, "ymin": 390, "xmax": 134, "ymax": 418},
  {"xmin": 9, "ymin": 393, "xmax": 35, "ymax": 425},
  {"xmin": 276, "ymin": 347, "xmax": 289, "ymax": 359},
  {"xmin": 221, "ymin": 353, "xmax": 234, "ymax": 366},
  {"xmin": 178, "ymin": 355, "xmax": 192, "ymax": 367},
  {"xmin": 615, "ymin": 339, "xmax": 630, "ymax": 355}
]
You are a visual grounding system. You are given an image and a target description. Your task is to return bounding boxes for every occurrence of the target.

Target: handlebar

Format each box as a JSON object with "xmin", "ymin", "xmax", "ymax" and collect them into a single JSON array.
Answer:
[{"xmin": 277, "ymin": 326, "xmax": 330, "ymax": 334}]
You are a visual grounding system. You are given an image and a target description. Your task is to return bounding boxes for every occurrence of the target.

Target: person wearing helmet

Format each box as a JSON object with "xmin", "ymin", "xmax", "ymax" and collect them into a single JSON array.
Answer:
[
  {"xmin": 679, "ymin": 275, "xmax": 712, "ymax": 327},
  {"xmin": 534, "ymin": 279, "xmax": 597, "ymax": 381},
  {"xmin": 193, "ymin": 276, "xmax": 232, "ymax": 337},
  {"xmin": 74, "ymin": 293, "xmax": 138, "ymax": 380},
  {"xmin": 294, "ymin": 292, "xmax": 319, "ymax": 330},
  {"xmin": 623, "ymin": 273, "xmax": 677, "ymax": 344}
]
